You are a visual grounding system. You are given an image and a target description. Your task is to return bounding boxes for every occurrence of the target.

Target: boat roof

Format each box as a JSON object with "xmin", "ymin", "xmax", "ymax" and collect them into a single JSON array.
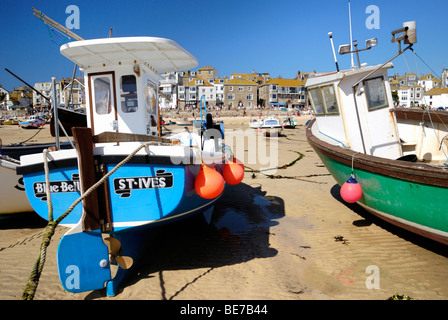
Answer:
[
  {"xmin": 305, "ymin": 62, "xmax": 394, "ymax": 88},
  {"xmin": 60, "ymin": 37, "xmax": 198, "ymax": 73}
]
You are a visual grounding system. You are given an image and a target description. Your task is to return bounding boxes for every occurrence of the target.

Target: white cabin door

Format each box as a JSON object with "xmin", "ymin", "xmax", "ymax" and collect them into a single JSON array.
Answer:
[{"xmin": 88, "ymin": 72, "xmax": 118, "ymax": 136}]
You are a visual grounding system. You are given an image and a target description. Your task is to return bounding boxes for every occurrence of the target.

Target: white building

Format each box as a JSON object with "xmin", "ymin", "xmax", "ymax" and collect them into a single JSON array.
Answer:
[
  {"xmin": 194, "ymin": 77, "xmax": 216, "ymax": 107},
  {"xmin": 212, "ymin": 78, "xmax": 225, "ymax": 106},
  {"xmin": 159, "ymin": 72, "xmax": 179, "ymax": 109},
  {"xmin": 33, "ymin": 82, "xmax": 52, "ymax": 107},
  {"xmin": 418, "ymin": 73, "xmax": 442, "ymax": 91},
  {"xmin": 424, "ymin": 88, "xmax": 448, "ymax": 109},
  {"xmin": 395, "ymin": 84, "xmax": 424, "ymax": 108}
]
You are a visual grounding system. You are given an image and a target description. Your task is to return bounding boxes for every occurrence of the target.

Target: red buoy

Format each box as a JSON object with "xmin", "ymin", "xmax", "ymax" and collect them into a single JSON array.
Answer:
[
  {"xmin": 195, "ymin": 163, "xmax": 225, "ymax": 199},
  {"xmin": 232, "ymin": 157, "xmax": 244, "ymax": 170},
  {"xmin": 340, "ymin": 176, "xmax": 363, "ymax": 203},
  {"xmin": 223, "ymin": 159, "xmax": 244, "ymax": 185}
]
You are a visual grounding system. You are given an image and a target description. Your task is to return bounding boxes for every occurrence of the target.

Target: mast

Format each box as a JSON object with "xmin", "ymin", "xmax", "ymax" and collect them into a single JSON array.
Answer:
[
  {"xmin": 32, "ymin": 7, "xmax": 84, "ymax": 41},
  {"xmin": 348, "ymin": 0, "xmax": 355, "ymax": 69}
]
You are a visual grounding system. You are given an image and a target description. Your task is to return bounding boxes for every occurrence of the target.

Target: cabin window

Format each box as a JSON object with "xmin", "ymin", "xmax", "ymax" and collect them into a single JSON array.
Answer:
[
  {"xmin": 94, "ymin": 77, "xmax": 112, "ymax": 115},
  {"xmin": 308, "ymin": 88, "xmax": 324, "ymax": 115},
  {"xmin": 120, "ymin": 75, "xmax": 138, "ymax": 113},
  {"xmin": 321, "ymin": 85, "xmax": 339, "ymax": 114},
  {"xmin": 308, "ymin": 85, "xmax": 339, "ymax": 116},
  {"xmin": 363, "ymin": 77, "xmax": 388, "ymax": 111},
  {"xmin": 145, "ymin": 80, "xmax": 157, "ymax": 115}
]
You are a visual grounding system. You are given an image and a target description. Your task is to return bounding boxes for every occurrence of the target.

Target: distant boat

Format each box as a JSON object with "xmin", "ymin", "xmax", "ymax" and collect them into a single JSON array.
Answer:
[
  {"xmin": 176, "ymin": 118, "xmax": 192, "ymax": 126},
  {"xmin": 18, "ymin": 115, "xmax": 46, "ymax": 129},
  {"xmin": 306, "ymin": 21, "xmax": 448, "ymax": 246},
  {"xmin": 249, "ymin": 116, "xmax": 283, "ymax": 135},
  {"xmin": 2, "ymin": 118, "xmax": 19, "ymax": 125},
  {"xmin": 282, "ymin": 117, "xmax": 296, "ymax": 129}
]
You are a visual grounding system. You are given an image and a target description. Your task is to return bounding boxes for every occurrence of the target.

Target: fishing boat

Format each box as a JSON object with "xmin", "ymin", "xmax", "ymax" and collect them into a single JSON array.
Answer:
[
  {"xmin": 282, "ymin": 117, "xmax": 296, "ymax": 129},
  {"xmin": 249, "ymin": 116, "xmax": 283, "ymax": 135},
  {"xmin": 3, "ymin": 118, "xmax": 19, "ymax": 125},
  {"xmin": 0, "ymin": 136, "xmax": 73, "ymax": 215},
  {"xmin": 1, "ymin": 140, "xmax": 73, "ymax": 161},
  {"xmin": 176, "ymin": 117, "xmax": 192, "ymax": 126},
  {"xmin": 17, "ymin": 36, "xmax": 244, "ymax": 296},
  {"xmin": 18, "ymin": 115, "xmax": 46, "ymax": 129},
  {"xmin": 306, "ymin": 21, "xmax": 448, "ymax": 246},
  {"xmin": 0, "ymin": 155, "xmax": 34, "ymax": 214},
  {"xmin": 50, "ymin": 106, "xmax": 87, "ymax": 136},
  {"xmin": 0, "ymin": 142, "xmax": 74, "ymax": 215}
]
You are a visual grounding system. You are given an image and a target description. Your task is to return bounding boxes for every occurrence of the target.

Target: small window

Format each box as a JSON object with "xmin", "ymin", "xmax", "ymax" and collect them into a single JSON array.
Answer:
[
  {"xmin": 308, "ymin": 88, "xmax": 324, "ymax": 115},
  {"xmin": 308, "ymin": 85, "xmax": 339, "ymax": 116},
  {"xmin": 94, "ymin": 77, "xmax": 112, "ymax": 115},
  {"xmin": 120, "ymin": 75, "xmax": 138, "ymax": 113},
  {"xmin": 321, "ymin": 85, "xmax": 339, "ymax": 114},
  {"xmin": 363, "ymin": 77, "xmax": 388, "ymax": 111}
]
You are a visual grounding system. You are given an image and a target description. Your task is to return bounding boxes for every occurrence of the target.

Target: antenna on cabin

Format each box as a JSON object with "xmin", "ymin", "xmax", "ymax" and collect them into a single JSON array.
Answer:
[
  {"xmin": 348, "ymin": 0, "xmax": 354, "ymax": 69},
  {"xmin": 328, "ymin": 32, "xmax": 340, "ymax": 72}
]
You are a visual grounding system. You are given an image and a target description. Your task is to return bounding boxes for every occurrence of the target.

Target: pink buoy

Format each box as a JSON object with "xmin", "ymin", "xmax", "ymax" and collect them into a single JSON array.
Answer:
[{"xmin": 340, "ymin": 175, "xmax": 363, "ymax": 203}]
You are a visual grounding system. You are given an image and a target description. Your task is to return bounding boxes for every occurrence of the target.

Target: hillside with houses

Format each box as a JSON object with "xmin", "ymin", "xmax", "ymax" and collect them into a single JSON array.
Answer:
[
  {"xmin": 2, "ymin": 66, "xmax": 448, "ymax": 114},
  {"xmin": 389, "ymin": 69, "xmax": 448, "ymax": 109}
]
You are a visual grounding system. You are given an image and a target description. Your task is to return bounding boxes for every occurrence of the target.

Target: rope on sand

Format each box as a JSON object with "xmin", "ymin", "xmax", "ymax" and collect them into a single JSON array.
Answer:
[{"xmin": 244, "ymin": 150, "xmax": 329, "ymax": 184}]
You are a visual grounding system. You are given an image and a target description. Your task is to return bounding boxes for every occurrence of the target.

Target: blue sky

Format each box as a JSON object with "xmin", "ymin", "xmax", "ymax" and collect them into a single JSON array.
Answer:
[{"xmin": 1, "ymin": 0, "xmax": 447, "ymax": 91}]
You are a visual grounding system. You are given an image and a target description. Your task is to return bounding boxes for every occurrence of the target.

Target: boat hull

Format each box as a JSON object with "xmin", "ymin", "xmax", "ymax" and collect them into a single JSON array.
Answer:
[
  {"xmin": 306, "ymin": 119, "xmax": 448, "ymax": 245},
  {"xmin": 18, "ymin": 151, "xmax": 222, "ymax": 229},
  {"xmin": 50, "ymin": 107, "xmax": 87, "ymax": 137},
  {"xmin": 0, "ymin": 157, "xmax": 33, "ymax": 214},
  {"xmin": 19, "ymin": 147, "xmax": 225, "ymax": 295},
  {"xmin": 1, "ymin": 141, "xmax": 73, "ymax": 161}
]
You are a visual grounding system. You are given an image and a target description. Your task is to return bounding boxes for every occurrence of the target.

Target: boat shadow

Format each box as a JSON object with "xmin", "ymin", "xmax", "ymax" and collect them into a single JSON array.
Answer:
[
  {"xmin": 0, "ymin": 211, "xmax": 47, "ymax": 230},
  {"xmin": 330, "ymin": 183, "xmax": 448, "ymax": 257},
  {"xmin": 86, "ymin": 181, "xmax": 284, "ymax": 299}
]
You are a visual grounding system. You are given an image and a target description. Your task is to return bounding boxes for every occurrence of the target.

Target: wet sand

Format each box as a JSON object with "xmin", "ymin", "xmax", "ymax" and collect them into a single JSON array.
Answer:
[{"xmin": 1, "ymin": 114, "xmax": 448, "ymax": 300}]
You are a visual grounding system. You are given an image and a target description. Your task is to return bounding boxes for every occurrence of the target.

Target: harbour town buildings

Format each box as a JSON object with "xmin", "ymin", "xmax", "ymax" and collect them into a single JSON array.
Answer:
[{"xmin": 2, "ymin": 66, "xmax": 448, "ymax": 111}]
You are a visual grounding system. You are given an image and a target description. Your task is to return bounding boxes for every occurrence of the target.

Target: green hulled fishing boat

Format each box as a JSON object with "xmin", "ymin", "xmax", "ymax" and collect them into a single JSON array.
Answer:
[{"xmin": 305, "ymin": 21, "xmax": 448, "ymax": 245}]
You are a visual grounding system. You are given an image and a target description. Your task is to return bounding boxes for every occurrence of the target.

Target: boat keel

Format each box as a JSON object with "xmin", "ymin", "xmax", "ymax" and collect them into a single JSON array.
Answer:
[{"xmin": 57, "ymin": 230, "xmax": 111, "ymax": 293}]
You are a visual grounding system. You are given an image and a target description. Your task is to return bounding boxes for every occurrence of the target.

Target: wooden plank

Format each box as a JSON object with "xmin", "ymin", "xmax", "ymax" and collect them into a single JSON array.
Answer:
[
  {"xmin": 72, "ymin": 127, "xmax": 102, "ymax": 231},
  {"xmin": 93, "ymin": 131, "xmax": 172, "ymax": 144}
]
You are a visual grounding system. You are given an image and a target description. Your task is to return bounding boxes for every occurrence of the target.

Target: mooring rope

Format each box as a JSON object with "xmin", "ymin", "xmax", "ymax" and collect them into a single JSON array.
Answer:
[{"xmin": 22, "ymin": 141, "xmax": 153, "ymax": 300}]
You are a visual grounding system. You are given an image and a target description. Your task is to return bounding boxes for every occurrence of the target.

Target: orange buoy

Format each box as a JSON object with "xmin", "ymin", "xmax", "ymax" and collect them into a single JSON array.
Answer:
[
  {"xmin": 195, "ymin": 163, "xmax": 225, "ymax": 199},
  {"xmin": 223, "ymin": 159, "xmax": 244, "ymax": 185},
  {"xmin": 340, "ymin": 175, "xmax": 363, "ymax": 203}
]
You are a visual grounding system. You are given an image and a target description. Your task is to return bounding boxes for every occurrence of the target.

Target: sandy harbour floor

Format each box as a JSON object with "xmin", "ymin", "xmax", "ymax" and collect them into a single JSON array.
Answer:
[{"xmin": 1, "ymin": 113, "xmax": 448, "ymax": 304}]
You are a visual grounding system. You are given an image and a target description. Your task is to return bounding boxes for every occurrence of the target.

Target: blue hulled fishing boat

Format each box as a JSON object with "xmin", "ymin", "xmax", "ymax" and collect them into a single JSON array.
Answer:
[{"xmin": 17, "ymin": 37, "xmax": 244, "ymax": 296}]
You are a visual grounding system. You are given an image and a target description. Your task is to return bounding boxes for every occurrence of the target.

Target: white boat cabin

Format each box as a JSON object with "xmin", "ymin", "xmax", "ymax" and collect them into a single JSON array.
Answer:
[
  {"xmin": 60, "ymin": 37, "xmax": 198, "ymax": 140},
  {"xmin": 306, "ymin": 63, "xmax": 402, "ymax": 160}
]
